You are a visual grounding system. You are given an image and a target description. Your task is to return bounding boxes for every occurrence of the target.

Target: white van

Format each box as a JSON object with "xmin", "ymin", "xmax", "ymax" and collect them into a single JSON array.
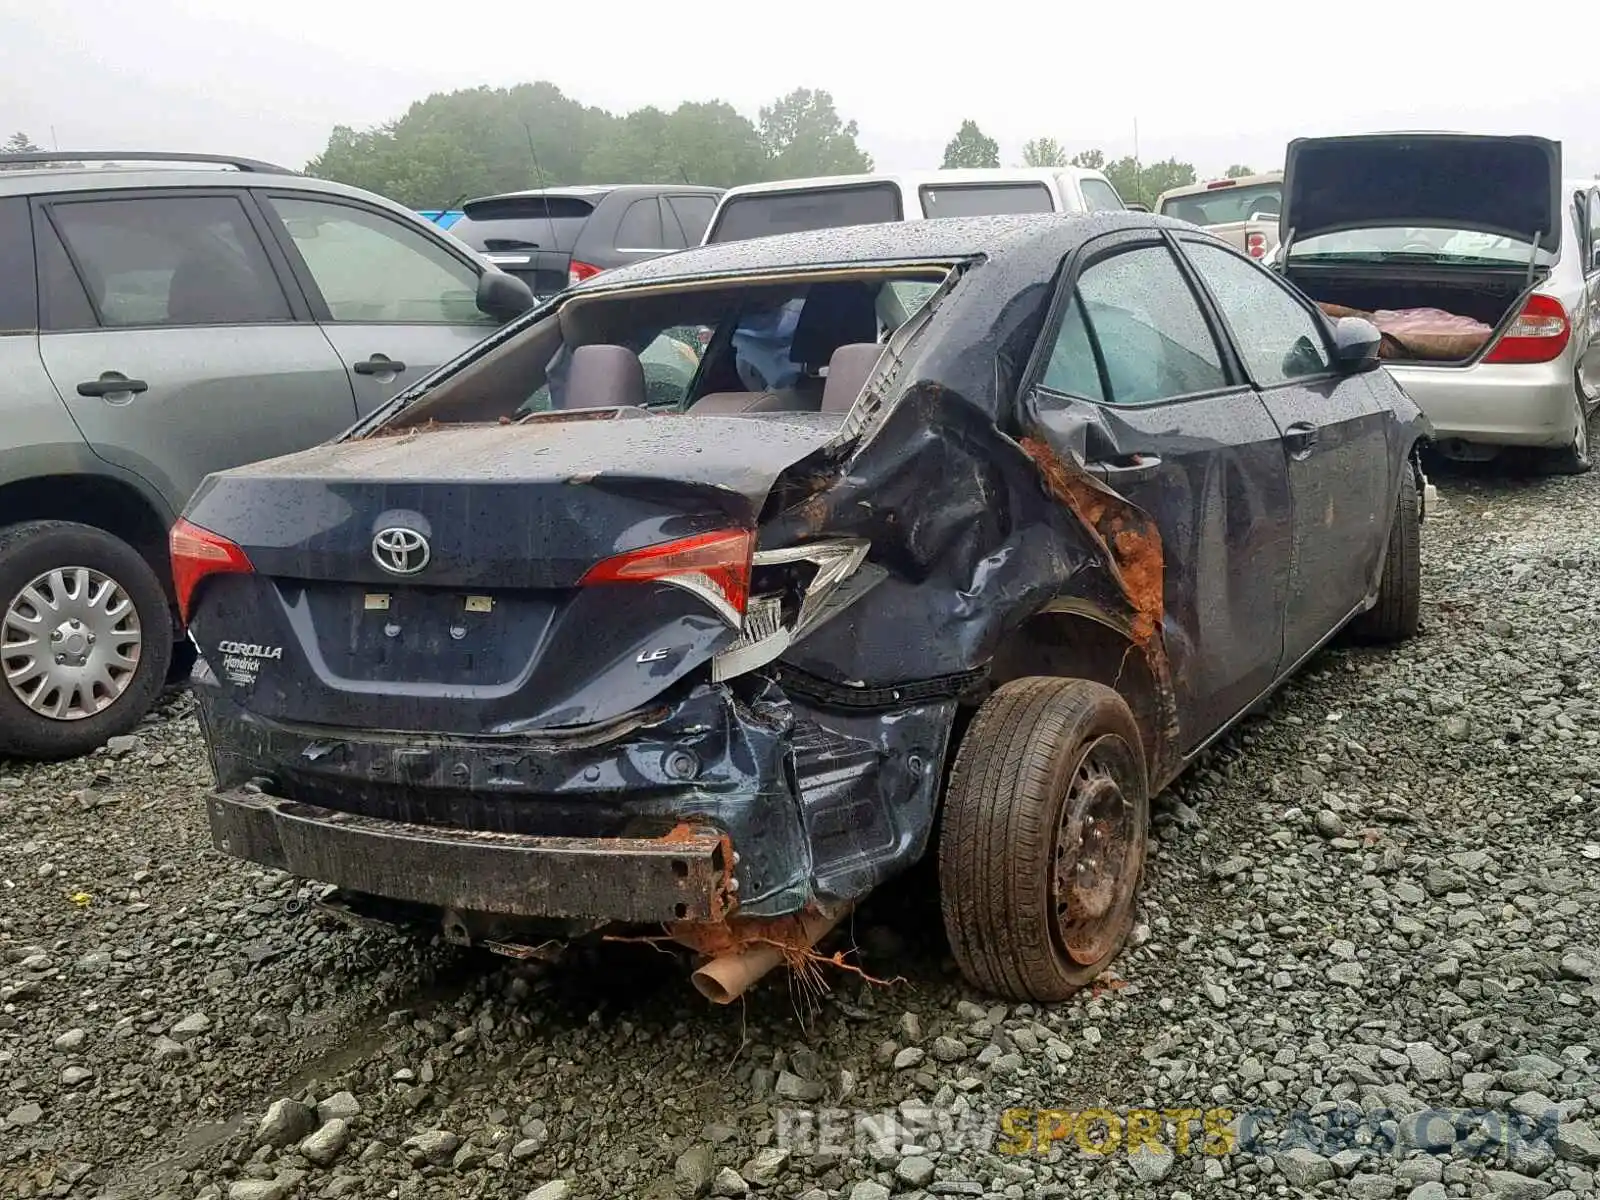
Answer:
[{"xmin": 701, "ymin": 168, "xmax": 1128, "ymax": 245}]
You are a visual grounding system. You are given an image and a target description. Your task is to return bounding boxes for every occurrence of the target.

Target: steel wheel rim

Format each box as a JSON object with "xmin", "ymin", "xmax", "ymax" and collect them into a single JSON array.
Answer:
[
  {"xmin": 2, "ymin": 566, "xmax": 143, "ymax": 721},
  {"xmin": 1050, "ymin": 734, "xmax": 1140, "ymax": 966}
]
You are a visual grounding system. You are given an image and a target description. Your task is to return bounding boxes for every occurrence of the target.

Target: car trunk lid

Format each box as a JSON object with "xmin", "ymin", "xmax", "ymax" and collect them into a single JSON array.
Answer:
[
  {"xmin": 1281, "ymin": 133, "xmax": 1562, "ymax": 256},
  {"xmin": 451, "ymin": 193, "xmax": 599, "ymax": 296},
  {"xmin": 179, "ymin": 413, "xmax": 842, "ymax": 735}
]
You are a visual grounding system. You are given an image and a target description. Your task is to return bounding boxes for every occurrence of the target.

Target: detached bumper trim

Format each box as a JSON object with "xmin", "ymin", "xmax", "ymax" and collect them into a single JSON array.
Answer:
[{"xmin": 207, "ymin": 790, "xmax": 728, "ymax": 923}]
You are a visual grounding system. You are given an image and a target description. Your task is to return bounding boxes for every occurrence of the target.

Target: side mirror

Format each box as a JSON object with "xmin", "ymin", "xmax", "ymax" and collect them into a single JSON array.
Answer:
[
  {"xmin": 1333, "ymin": 316, "xmax": 1382, "ymax": 372},
  {"xmin": 476, "ymin": 270, "xmax": 536, "ymax": 322}
]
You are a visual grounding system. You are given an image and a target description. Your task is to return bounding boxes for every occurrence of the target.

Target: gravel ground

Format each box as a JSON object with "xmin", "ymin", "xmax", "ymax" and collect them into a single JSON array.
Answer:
[{"xmin": 3, "ymin": 457, "xmax": 1599, "ymax": 1200}]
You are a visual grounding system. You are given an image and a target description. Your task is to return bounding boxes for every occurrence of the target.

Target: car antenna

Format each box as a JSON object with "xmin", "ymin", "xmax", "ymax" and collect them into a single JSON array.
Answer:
[
  {"xmin": 433, "ymin": 193, "xmax": 467, "ymax": 225},
  {"xmin": 523, "ymin": 122, "xmax": 558, "ymax": 257}
]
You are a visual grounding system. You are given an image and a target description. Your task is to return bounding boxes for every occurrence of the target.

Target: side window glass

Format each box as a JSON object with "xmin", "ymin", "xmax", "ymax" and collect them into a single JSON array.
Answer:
[
  {"xmin": 36, "ymin": 215, "xmax": 97, "ymax": 331},
  {"xmin": 267, "ymin": 195, "xmax": 490, "ymax": 325},
  {"xmin": 616, "ymin": 199, "xmax": 665, "ymax": 249},
  {"xmin": 1039, "ymin": 291, "xmax": 1105, "ymax": 401},
  {"xmin": 1068, "ymin": 244, "xmax": 1227, "ymax": 405},
  {"xmin": 667, "ymin": 195, "xmax": 716, "ymax": 244},
  {"xmin": 1080, "ymin": 178, "xmax": 1125, "ymax": 212},
  {"xmin": 1183, "ymin": 239, "xmax": 1332, "ymax": 385},
  {"xmin": 49, "ymin": 195, "xmax": 290, "ymax": 328}
]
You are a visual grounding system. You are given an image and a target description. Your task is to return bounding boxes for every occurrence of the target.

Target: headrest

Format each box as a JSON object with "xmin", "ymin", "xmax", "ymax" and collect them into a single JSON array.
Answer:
[
  {"xmin": 562, "ymin": 344, "xmax": 645, "ymax": 410},
  {"xmin": 820, "ymin": 343, "xmax": 884, "ymax": 413},
  {"xmin": 789, "ymin": 281, "xmax": 880, "ymax": 370}
]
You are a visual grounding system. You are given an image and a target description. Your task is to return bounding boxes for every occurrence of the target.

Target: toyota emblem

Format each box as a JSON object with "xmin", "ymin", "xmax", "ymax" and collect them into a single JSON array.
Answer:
[{"xmin": 372, "ymin": 527, "xmax": 430, "ymax": 576}]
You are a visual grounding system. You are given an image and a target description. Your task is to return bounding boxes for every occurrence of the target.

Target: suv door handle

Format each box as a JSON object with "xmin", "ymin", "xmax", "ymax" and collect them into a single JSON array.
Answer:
[
  {"xmin": 352, "ymin": 354, "xmax": 406, "ymax": 376},
  {"xmin": 77, "ymin": 372, "xmax": 149, "ymax": 398},
  {"xmin": 1283, "ymin": 421, "xmax": 1319, "ymax": 459},
  {"xmin": 1087, "ymin": 454, "xmax": 1163, "ymax": 486}
]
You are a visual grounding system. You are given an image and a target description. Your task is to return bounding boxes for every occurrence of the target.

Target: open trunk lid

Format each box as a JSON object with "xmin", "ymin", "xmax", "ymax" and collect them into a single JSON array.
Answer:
[
  {"xmin": 1281, "ymin": 133, "xmax": 1562, "ymax": 255},
  {"xmin": 179, "ymin": 414, "xmax": 841, "ymax": 735}
]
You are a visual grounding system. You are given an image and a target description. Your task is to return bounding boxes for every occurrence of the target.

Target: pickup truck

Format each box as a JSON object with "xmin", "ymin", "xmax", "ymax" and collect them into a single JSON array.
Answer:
[{"xmin": 1155, "ymin": 170, "xmax": 1283, "ymax": 259}]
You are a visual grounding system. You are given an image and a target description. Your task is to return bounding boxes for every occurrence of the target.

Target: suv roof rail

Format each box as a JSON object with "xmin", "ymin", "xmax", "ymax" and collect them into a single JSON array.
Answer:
[{"xmin": 0, "ymin": 150, "xmax": 296, "ymax": 174}]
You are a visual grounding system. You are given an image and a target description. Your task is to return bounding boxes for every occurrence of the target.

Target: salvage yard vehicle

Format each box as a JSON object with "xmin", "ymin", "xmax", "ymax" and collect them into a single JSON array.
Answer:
[
  {"xmin": 447, "ymin": 184, "xmax": 725, "ymax": 297},
  {"xmin": 0, "ymin": 151, "xmax": 536, "ymax": 760},
  {"xmin": 701, "ymin": 168, "xmax": 1127, "ymax": 246},
  {"xmin": 180, "ymin": 212, "xmax": 1428, "ymax": 1003},
  {"xmin": 1269, "ymin": 133, "xmax": 1599, "ymax": 473},
  {"xmin": 1155, "ymin": 170, "xmax": 1283, "ymax": 259}
]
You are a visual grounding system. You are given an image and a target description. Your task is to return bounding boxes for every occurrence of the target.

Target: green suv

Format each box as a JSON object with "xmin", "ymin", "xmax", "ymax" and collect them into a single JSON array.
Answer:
[{"xmin": 0, "ymin": 151, "xmax": 536, "ymax": 759}]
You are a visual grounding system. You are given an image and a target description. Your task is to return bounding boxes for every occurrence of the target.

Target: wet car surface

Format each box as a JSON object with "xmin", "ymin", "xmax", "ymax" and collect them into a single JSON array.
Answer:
[{"xmin": 173, "ymin": 212, "xmax": 1430, "ymax": 1004}]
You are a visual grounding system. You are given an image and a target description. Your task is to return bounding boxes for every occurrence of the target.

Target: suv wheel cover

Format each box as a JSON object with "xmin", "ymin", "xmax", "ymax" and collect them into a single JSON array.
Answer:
[{"xmin": 2, "ymin": 566, "xmax": 143, "ymax": 720}]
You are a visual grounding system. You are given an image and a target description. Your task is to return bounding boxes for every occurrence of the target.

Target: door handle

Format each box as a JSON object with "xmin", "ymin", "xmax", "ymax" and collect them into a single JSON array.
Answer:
[
  {"xmin": 76, "ymin": 372, "xmax": 149, "ymax": 398},
  {"xmin": 352, "ymin": 354, "xmax": 406, "ymax": 376},
  {"xmin": 1087, "ymin": 454, "xmax": 1163, "ymax": 486},
  {"xmin": 1283, "ymin": 421, "xmax": 1319, "ymax": 459}
]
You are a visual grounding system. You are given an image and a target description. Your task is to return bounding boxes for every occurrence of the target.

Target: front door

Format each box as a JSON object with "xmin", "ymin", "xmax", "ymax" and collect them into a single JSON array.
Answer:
[
  {"xmin": 33, "ymin": 191, "xmax": 356, "ymax": 513},
  {"xmin": 257, "ymin": 193, "xmax": 500, "ymax": 418},
  {"xmin": 1178, "ymin": 235, "xmax": 1394, "ymax": 666},
  {"xmin": 1025, "ymin": 232, "xmax": 1293, "ymax": 747}
]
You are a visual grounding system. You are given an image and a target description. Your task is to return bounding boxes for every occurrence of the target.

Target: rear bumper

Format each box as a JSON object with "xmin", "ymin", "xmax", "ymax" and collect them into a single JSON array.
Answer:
[
  {"xmin": 207, "ymin": 789, "xmax": 730, "ymax": 923},
  {"xmin": 1386, "ymin": 357, "xmax": 1577, "ymax": 448}
]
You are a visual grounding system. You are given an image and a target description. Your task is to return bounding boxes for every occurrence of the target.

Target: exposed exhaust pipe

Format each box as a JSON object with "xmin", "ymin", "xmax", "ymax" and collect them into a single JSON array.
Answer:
[{"xmin": 690, "ymin": 906, "xmax": 850, "ymax": 1004}]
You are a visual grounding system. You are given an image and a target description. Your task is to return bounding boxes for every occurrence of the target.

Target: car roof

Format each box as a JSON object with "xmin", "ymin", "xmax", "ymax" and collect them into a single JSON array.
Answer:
[
  {"xmin": 571, "ymin": 210, "xmax": 1177, "ymax": 291},
  {"xmin": 1155, "ymin": 171, "xmax": 1284, "ymax": 205},
  {"xmin": 0, "ymin": 163, "xmax": 389, "ymax": 203},
  {"xmin": 717, "ymin": 167, "xmax": 1112, "ymax": 198},
  {"xmin": 462, "ymin": 183, "xmax": 725, "ymax": 206}
]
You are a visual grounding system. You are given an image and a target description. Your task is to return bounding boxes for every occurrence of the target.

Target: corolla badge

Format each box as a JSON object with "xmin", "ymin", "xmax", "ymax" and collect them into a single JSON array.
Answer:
[{"xmin": 372, "ymin": 527, "xmax": 431, "ymax": 576}]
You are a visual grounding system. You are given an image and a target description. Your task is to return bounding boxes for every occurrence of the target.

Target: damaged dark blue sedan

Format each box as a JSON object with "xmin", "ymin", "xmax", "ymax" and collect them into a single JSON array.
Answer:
[{"xmin": 174, "ymin": 212, "xmax": 1429, "ymax": 1004}]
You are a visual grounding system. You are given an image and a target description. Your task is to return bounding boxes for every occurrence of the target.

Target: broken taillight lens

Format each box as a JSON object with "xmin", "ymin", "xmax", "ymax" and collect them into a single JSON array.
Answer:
[
  {"xmin": 1483, "ymin": 293, "xmax": 1571, "ymax": 365},
  {"xmin": 169, "ymin": 518, "xmax": 253, "ymax": 625},
  {"xmin": 568, "ymin": 260, "xmax": 603, "ymax": 287},
  {"xmin": 581, "ymin": 529, "xmax": 753, "ymax": 626}
]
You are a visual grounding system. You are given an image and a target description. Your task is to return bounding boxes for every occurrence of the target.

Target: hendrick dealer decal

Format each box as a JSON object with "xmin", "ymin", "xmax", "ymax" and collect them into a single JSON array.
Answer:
[{"xmin": 217, "ymin": 641, "xmax": 282, "ymax": 687}]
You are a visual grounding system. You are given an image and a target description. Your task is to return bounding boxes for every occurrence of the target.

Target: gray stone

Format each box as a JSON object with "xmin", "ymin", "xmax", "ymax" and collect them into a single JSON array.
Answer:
[
  {"xmin": 711, "ymin": 1169, "xmax": 747, "ymax": 1197},
  {"xmin": 675, "ymin": 1144, "xmax": 715, "ymax": 1198},
  {"xmin": 1553, "ymin": 1121, "xmax": 1600, "ymax": 1165},
  {"xmin": 741, "ymin": 1148, "xmax": 789, "ymax": 1186},
  {"xmin": 1405, "ymin": 1185, "xmax": 1447, "ymax": 1200},
  {"xmin": 1481, "ymin": 1171, "xmax": 1552, "ymax": 1200},
  {"xmin": 402, "ymin": 1129, "xmax": 460, "ymax": 1165},
  {"xmin": 257, "ymin": 1099, "xmax": 317, "ymax": 1149},
  {"xmin": 299, "ymin": 1119, "xmax": 351, "ymax": 1166},
  {"xmin": 1405, "ymin": 1041, "xmax": 1454, "ymax": 1082},
  {"xmin": 525, "ymin": 1184, "xmax": 571, "ymax": 1200},
  {"xmin": 227, "ymin": 1182, "xmax": 288, "ymax": 1200},
  {"xmin": 1204, "ymin": 982, "xmax": 1228, "ymax": 1009},
  {"xmin": 774, "ymin": 1071, "xmax": 823, "ymax": 1102},
  {"xmin": 893, "ymin": 1046, "xmax": 925, "ymax": 1070},
  {"xmin": 1316, "ymin": 809, "xmax": 1348, "ymax": 838},
  {"xmin": 6, "ymin": 1102, "xmax": 43, "ymax": 1127},
  {"xmin": 152, "ymin": 1036, "xmax": 190, "ymax": 1062},
  {"xmin": 1347, "ymin": 1175, "xmax": 1399, "ymax": 1200},
  {"xmin": 1329, "ymin": 962, "xmax": 1366, "ymax": 987},
  {"xmin": 61, "ymin": 1065, "xmax": 93, "ymax": 1086},
  {"xmin": 1276, "ymin": 1147, "xmax": 1336, "ymax": 1189},
  {"xmin": 316, "ymin": 1091, "xmax": 361, "ymax": 1122},
  {"xmin": 53, "ymin": 1028, "xmax": 86, "ymax": 1052},
  {"xmin": 849, "ymin": 1183, "xmax": 891, "ymax": 1200},
  {"xmin": 169, "ymin": 1012, "xmax": 213, "ymax": 1042},
  {"xmin": 1130, "ymin": 1143, "xmax": 1175, "ymax": 1182},
  {"xmin": 896, "ymin": 1156, "xmax": 937, "ymax": 1188},
  {"xmin": 931, "ymin": 1036, "xmax": 967, "ymax": 1062}
]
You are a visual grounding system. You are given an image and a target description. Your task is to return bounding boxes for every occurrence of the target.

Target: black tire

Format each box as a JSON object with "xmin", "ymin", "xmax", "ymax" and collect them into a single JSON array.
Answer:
[
  {"xmin": 0, "ymin": 521, "xmax": 173, "ymax": 760},
  {"xmin": 937, "ymin": 677, "xmax": 1149, "ymax": 1002},
  {"xmin": 1349, "ymin": 465, "xmax": 1421, "ymax": 643},
  {"xmin": 1529, "ymin": 390, "xmax": 1592, "ymax": 476}
]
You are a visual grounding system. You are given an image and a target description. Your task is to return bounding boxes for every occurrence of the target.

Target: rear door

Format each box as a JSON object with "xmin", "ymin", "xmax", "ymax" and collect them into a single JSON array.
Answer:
[
  {"xmin": 1024, "ymin": 231, "xmax": 1293, "ymax": 745},
  {"xmin": 32, "ymin": 189, "xmax": 355, "ymax": 512},
  {"xmin": 258, "ymin": 191, "xmax": 498, "ymax": 417},
  {"xmin": 1177, "ymin": 234, "xmax": 1393, "ymax": 665},
  {"xmin": 666, "ymin": 194, "xmax": 717, "ymax": 245}
]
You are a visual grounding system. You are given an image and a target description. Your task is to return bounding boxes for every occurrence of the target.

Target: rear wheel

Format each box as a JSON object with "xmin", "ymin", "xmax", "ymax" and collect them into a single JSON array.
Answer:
[
  {"xmin": 1530, "ymin": 388, "xmax": 1592, "ymax": 476},
  {"xmin": 937, "ymin": 677, "xmax": 1148, "ymax": 1002},
  {"xmin": 1349, "ymin": 464, "xmax": 1421, "ymax": 643},
  {"xmin": 0, "ymin": 521, "xmax": 172, "ymax": 760}
]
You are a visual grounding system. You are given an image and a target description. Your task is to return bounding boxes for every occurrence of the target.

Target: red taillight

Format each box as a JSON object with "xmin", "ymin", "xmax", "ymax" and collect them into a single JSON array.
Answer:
[
  {"xmin": 1246, "ymin": 231, "xmax": 1267, "ymax": 258},
  {"xmin": 568, "ymin": 260, "xmax": 603, "ymax": 287},
  {"xmin": 580, "ymin": 529, "xmax": 753, "ymax": 625},
  {"xmin": 1205, "ymin": 179, "xmax": 1237, "ymax": 190},
  {"xmin": 1483, "ymin": 293, "xmax": 1570, "ymax": 365},
  {"xmin": 169, "ymin": 518, "xmax": 252, "ymax": 625}
]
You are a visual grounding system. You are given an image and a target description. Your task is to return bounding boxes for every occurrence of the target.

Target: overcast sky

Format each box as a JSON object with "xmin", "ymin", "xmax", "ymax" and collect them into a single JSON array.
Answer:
[{"xmin": 3, "ymin": 0, "xmax": 1599, "ymax": 182}]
